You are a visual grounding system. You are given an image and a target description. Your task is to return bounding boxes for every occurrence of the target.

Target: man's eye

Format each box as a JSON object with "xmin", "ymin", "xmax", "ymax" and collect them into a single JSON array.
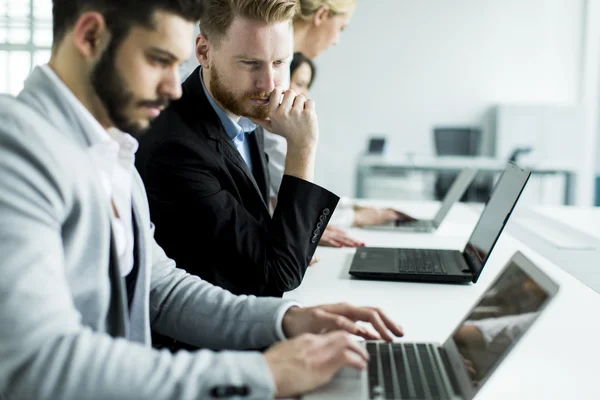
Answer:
[
  {"xmin": 151, "ymin": 57, "xmax": 171, "ymax": 66},
  {"xmin": 242, "ymin": 61, "xmax": 259, "ymax": 66}
]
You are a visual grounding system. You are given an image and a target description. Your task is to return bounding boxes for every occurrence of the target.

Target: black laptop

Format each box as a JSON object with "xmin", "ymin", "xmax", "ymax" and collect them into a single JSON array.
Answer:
[{"xmin": 349, "ymin": 163, "xmax": 531, "ymax": 284}]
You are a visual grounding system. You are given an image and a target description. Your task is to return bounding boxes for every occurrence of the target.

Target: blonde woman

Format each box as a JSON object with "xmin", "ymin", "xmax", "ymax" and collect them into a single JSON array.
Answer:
[{"xmin": 293, "ymin": 0, "xmax": 357, "ymax": 58}]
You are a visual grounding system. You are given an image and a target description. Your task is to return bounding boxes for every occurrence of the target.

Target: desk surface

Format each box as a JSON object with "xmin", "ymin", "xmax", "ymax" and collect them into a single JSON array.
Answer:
[
  {"xmin": 533, "ymin": 205, "xmax": 600, "ymax": 239},
  {"xmin": 357, "ymin": 155, "xmax": 575, "ymax": 174},
  {"xmin": 286, "ymin": 201, "xmax": 600, "ymax": 399}
]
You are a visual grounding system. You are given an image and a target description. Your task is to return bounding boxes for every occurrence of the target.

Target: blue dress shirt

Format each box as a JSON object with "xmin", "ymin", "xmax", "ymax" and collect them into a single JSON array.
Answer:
[{"xmin": 199, "ymin": 69, "xmax": 257, "ymax": 172}]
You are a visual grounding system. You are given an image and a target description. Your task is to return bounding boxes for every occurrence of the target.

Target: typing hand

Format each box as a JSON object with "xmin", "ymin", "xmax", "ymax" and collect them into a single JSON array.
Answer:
[
  {"xmin": 320, "ymin": 225, "xmax": 364, "ymax": 248},
  {"xmin": 353, "ymin": 206, "xmax": 416, "ymax": 227},
  {"xmin": 265, "ymin": 331, "xmax": 368, "ymax": 399},
  {"xmin": 281, "ymin": 303, "xmax": 404, "ymax": 341}
]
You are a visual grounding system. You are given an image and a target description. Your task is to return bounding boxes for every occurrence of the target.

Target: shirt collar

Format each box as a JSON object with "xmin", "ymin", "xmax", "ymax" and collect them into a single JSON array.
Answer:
[{"xmin": 199, "ymin": 67, "xmax": 256, "ymax": 141}]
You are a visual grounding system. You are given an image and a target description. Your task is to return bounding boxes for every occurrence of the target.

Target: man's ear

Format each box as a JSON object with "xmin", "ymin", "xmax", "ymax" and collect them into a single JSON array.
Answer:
[
  {"xmin": 71, "ymin": 11, "xmax": 110, "ymax": 60},
  {"xmin": 313, "ymin": 5, "xmax": 331, "ymax": 27},
  {"xmin": 196, "ymin": 33, "xmax": 211, "ymax": 68}
]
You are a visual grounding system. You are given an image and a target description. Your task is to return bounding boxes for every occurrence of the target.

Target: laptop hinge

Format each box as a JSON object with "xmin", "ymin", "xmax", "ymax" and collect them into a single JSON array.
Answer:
[{"xmin": 461, "ymin": 245, "xmax": 483, "ymax": 278}]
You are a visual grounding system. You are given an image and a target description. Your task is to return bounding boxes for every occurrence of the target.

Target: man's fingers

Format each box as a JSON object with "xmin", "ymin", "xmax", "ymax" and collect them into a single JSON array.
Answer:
[
  {"xmin": 292, "ymin": 94, "xmax": 306, "ymax": 111},
  {"xmin": 304, "ymin": 98, "xmax": 316, "ymax": 111},
  {"xmin": 268, "ymin": 86, "xmax": 284, "ymax": 115},
  {"xmin": 320, "ymin": 304, "xmax": 404, "ymax": 340},
  {"xmin": 317, "ymin": 310, "xmax": 363, "ymax": 336},
  {"xmin": 364, "ymin": 310, "xmax": 396, "ymax": 342},
  {"xmin": 355, "ymin": 325, "xmax": 382, "ymax": 341},
  {"xmin": 326, "ymin": 332, "xmax": 369, "ymax": 362},
  {"xmin": 309, "ymin": 255, "xmax": 320, "ymax": 266},
  {"xmin": 371, "ymin": 307, "xmax": 405, "ymax": 337},
  {"xmin": 341, "ymin": 350, "xmax": 368, "ymax": 370},
  {"xmin": 278, "ymin": 89, "xmax": 297, "ymax": 113}
]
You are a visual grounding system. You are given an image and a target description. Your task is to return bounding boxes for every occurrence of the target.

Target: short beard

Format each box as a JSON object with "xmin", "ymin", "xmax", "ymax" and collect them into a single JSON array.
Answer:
[
  {"xmin": 91, "ymin": 39, "xmax": 169, "ymax": 137},
  {"xmin": 209, "ymin": 64, "xmax": 270, "ymax": 120}
]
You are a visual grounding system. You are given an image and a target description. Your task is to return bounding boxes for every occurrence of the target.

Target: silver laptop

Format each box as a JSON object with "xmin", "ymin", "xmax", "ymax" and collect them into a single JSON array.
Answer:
[
  {"xmin": 370, "ymin": 168, "xmax": 477, "ymax": 233},
  {"xmin": 305, "ymin": 251, "xmax": 559, "ymax": 400}
]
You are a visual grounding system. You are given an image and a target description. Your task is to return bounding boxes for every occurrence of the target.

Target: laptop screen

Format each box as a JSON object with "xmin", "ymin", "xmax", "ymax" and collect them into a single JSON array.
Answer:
[
  {"xmin": 445, "ymin": 254, "xmax": 557, "ymax": 396},
  {"xmin": 432, "ymin": 168, "xmax": 477, "ymax": 227},
  {"xmin": 463, "ymin": 163, "xmax": 531, "ymax": 281}
]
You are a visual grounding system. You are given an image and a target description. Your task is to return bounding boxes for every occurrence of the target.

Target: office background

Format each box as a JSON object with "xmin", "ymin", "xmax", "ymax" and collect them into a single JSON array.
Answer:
[
  {"xmin": 2, "ymin": 0, "xmax": 600, "ymax": 206},
  {"xmin": 310, "ymin": 0, "xmax": 599, "ymax": 206}
]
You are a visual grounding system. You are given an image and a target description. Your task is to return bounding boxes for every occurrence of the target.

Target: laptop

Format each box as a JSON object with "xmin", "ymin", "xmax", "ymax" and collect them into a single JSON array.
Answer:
[
  {"xmin": 369, "ymin": 168, "xmax": 478, "ymax": 233},
  {"xmin": 305, "ymin": 251, "xmax": 559, "ymax": 400},
  {"xmin": 349, "ymin": 163, "xmax": 531, "ymax": 284}
]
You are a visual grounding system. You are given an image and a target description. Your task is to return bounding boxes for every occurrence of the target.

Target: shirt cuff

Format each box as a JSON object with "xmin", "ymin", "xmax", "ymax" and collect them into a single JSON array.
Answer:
[{"xmin": 274, "ymin": 302, "xmax": 302, "ymax": 340}]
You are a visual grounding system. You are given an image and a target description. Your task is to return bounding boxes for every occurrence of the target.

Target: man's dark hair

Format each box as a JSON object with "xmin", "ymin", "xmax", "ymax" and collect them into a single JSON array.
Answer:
[
  {"xmin": 52, "ymin": 0, "xmax": 205, "ymax": 48},
  {"xmin": 290, "ymin": 52, "xmax": 316, "ymax": 89}
]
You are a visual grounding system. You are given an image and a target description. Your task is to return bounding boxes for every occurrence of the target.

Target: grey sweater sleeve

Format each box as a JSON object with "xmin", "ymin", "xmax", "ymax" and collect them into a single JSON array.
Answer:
[
  {"xmin": 0, "ymin": 117, "xmax": 278, "ymax": 400},
  {"xmin": 148, "ymin": 234, "xmax": 296, "ymax": 350}
]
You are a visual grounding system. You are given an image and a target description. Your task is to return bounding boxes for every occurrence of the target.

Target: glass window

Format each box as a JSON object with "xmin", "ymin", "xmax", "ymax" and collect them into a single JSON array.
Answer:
[
  {"xmin": 33, "ymin": 0, "xmax": 52, "ymax": 20},
  {"xmin": 0, "ymin": 0, "xmax": 52, "ymax": 94},
  {"xmin": 0, "ymin": 51, "xmax": 7, "ymax": 93},
  {"xmin": 33, "ymin": 49, "xmax": 50, "ymax": 67},
  {"xmin": 8, "ymin": 51, "xmax": 30, "ymax": 94},
  {"xmin": 32, "ymin": 25, "xmax": 51, "ymax": 46}
]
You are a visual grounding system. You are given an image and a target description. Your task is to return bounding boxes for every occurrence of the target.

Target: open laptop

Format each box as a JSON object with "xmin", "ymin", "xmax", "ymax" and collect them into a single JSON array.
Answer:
[
  {"xmin": 369, "ymin": 168, "xmax": 477, "ymax": 233},
  {"xmin": 349, "ymin": 163, "xmax": 531, "ymax": 284},
  {"xmin": 305, "ymin": 251, "xmax": 559, "ymax": 400}
]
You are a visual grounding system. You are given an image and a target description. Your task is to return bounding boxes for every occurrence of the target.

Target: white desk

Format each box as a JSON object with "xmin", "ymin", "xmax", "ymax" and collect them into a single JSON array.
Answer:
[
  {"xmin": 355, "ymin": 155, "xmax": 577, "ymax": 205},
  {"xmin": 286, "ymin": 201, "xmax": 600, "ymax": 399},
  {"xmin": 532, "ymin": 205, "xmax": 600, "ymax": 240},
  {"xmin": 504, "ymin": 205, "xmax": 600, "ymax": 295}
]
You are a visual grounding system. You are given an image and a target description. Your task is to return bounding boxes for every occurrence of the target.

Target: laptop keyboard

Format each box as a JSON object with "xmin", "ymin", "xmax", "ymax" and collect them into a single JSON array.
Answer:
[
  {"xmin": 396, "ymin": 220, "xmax": 431, "ymax": 231},
  {"xmin": 397, "ymin": 250, "xmax": 448, "ymax": 275},
  {"xmin": 367, "ymin": 342, "xmax": 451, "ymax": 400}
]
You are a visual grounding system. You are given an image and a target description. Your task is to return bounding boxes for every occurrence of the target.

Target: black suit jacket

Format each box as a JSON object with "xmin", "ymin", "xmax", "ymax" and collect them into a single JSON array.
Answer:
[{"xmin": 135, "ymin": 67, "xmax": 339, "ymax": 297}]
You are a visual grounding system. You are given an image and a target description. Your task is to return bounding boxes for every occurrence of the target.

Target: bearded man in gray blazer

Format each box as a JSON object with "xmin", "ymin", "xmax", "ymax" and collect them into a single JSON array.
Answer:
[{"xmin": 0, "ymin": 1, "xmax": 404, "ymax": 399}]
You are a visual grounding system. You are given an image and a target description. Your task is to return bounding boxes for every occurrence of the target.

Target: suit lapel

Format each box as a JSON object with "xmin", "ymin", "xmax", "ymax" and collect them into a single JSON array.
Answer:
[
  {"xmin": 20, "ymin": 67, "xmax": 132, "ymax": 340},
  {"xmin": 180, "ymin": 67, "xmax": 269, "ymax": 211},
  {"xmin": 247, "ymin": 127, "xmax": 270, "ymax": 202}
]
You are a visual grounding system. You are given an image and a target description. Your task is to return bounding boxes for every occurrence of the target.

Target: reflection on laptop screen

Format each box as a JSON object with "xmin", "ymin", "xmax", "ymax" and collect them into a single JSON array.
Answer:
[
  {"xmin": 463, "ymin": 164, "xmax": 531, "ymax": 279},
  {"xmin": 450, "ymin": 260, "xmax": 550, "ymax": 391}
]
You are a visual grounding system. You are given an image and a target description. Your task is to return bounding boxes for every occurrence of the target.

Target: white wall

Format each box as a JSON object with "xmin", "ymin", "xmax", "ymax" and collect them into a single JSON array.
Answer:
[{"xmin": 311, "ymin": 0, "xmax": 586, "ymax": 198}]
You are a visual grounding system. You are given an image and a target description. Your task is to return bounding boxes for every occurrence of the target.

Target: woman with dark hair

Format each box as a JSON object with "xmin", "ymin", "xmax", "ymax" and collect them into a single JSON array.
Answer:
[{"xmin": 289, "ymin": 52, "xmax": 316, "ymax": 97}]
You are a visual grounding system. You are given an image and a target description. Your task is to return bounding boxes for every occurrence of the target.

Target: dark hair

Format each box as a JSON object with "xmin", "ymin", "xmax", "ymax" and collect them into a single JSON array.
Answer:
[
  {"xmin": 290, "ymin": 52, "xmax": 316, "ymax": 88},
  {"xmin": 52, "ymin": 0, "xmax": 205, "ymax": 48}
]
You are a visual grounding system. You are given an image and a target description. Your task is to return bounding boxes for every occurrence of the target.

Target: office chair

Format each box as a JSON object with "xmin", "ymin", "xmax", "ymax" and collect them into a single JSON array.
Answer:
[{"xmin": 433, "ymin": 127, "xmax": 485, "ymax": 201}]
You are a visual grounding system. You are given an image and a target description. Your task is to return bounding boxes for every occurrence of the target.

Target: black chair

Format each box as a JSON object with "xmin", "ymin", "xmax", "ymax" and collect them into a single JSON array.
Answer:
[{"xmin": 433, "ymin": 127, "xmax": 489, "ymax": 202}]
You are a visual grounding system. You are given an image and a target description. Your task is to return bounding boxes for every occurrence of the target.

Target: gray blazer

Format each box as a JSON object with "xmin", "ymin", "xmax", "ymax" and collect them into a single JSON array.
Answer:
[{"xmin": 0, "ymin": 67, "xmax": 293, "ymax": 400}]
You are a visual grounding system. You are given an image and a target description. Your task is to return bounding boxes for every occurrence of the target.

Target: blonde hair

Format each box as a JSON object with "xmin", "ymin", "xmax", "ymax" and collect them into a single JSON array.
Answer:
[
  {"xmin": 200, "ymin": 0, "xmax": 298, "ymax": 43},
  {"xmin": 294, "ymin": 0, "xmax": 356, "ymax": 21}
]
